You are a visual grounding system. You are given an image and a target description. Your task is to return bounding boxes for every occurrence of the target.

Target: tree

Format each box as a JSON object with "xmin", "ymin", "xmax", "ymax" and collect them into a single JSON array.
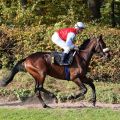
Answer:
[
  {"xmin": 87, "ymin": 0, "xmax": 103, "ymax": 19},
  {"xmin": 20, "ymin": 0, "xmax": 28, "ymax": 9},
  {"xmin": 111, "ymin": 0, "xmax": 120, "ymax": 27}
]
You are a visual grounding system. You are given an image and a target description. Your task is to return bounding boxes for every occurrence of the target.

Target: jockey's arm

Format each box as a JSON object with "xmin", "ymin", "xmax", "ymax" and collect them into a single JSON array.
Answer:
[{"xmin": 66, "ymin": 32, "xmax": 76, "ymax": 49}]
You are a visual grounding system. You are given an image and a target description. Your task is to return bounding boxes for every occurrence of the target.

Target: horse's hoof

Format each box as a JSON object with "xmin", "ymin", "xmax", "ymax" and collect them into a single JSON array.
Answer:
[
  {"xmin": 54, "ymin": 98, "xmax": 58, "ymax": 103},
  {"xmin": 89, "ymin": 98, "xmax": 96, "ymax": 107},
  {"xmin": 43, "ymin": 104, "xmax": 51, "ymax": 108},
  {"xmin": 92, "ymin": 101, "xmax": 96, "ymax": 107}
]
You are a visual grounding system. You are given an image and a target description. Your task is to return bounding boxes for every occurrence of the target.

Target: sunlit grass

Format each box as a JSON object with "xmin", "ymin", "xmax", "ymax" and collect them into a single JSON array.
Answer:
[{"xmin": 0, "ymin": 108, "xmax": 120, "ymax": 120}]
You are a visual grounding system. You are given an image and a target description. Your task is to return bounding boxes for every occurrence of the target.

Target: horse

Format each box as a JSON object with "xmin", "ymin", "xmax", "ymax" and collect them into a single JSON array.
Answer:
[{"xmin": 0, "ymin": 35, "xmax": 110, "ymax": 108}]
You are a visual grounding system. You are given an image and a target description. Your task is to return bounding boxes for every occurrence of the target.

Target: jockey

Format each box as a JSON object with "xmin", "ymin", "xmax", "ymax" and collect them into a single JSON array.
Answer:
[{"xmin": 52, "ymin": 22, "xmax": 85, "ymax": 65}]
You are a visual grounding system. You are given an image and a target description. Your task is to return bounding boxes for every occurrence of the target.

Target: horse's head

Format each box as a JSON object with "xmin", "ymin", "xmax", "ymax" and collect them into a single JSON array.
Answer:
[{"xmin": 94, "ymin": 35, "xmax": 110, "ymax": 60}]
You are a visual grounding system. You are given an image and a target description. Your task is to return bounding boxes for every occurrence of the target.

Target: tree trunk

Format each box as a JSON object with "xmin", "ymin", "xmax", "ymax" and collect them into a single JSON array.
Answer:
[
  {"xmin": 87, "ymin": 0, "xmax": 103, "ymax": 19},
  {"xmin": 111, "ymin": 0, "xmax": 116, "ymax": 27},
  {"xmin": 20, "ymin": 0, "xmax": 28, "ymax": 9}
]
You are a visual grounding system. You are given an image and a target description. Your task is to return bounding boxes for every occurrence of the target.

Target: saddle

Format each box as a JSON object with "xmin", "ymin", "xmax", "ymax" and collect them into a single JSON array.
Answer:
[{"xmin": 51, "ymin": 50, "xmax": 76, "ymax": 65}]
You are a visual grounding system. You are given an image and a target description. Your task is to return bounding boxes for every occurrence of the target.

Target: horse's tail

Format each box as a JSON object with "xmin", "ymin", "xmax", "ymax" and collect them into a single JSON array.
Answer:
[{"xmin": 0, "ymin": 58, "xmax": 26, "ymax": 87}]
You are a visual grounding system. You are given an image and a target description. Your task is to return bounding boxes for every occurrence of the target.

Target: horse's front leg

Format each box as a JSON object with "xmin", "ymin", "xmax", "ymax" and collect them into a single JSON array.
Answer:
[
  {"xmin": 83, "ymin": 77, "xmax": 96, "ymax": 106},
  {"xmin": 69, "ymin": 78, "xmax": 87, "ymax": 100}
]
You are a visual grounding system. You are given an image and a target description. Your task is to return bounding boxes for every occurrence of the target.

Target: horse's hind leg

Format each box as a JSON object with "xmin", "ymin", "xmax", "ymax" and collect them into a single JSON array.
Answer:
[
  {"xmin": 34, "ymin": 80, "xmax": 49, "ymax": 108},
  {"xmin": 24, "ymin": 58, "xmax": 50, "ymax": 108},
  {"xmin": 30, "ymin": 71, "xmax": 49, "ymax": 108}
]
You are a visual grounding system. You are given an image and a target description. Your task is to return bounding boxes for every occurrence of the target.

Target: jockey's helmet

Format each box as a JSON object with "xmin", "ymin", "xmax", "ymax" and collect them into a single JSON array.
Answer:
[{"xmin": 74, "ymin": 22, "xmax": 85, "ymax": 29}]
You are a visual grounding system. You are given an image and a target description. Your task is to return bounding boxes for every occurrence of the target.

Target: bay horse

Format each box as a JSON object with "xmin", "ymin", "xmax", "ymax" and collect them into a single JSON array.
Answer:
[{"xmin": 0, "ymin": 35, "xmax": 110, "ymax": 108}]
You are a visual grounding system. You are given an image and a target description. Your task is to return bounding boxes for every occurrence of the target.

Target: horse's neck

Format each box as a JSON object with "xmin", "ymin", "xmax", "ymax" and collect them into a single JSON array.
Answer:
[{"xmin": 79, "ymin": 41, "xmax": 95, "ymax": 66}]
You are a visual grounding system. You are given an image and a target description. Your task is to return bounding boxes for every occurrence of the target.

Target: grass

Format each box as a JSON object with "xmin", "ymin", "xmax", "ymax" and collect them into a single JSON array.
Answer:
[{"xmin": 0, "ymin": 107, "xmax": 120, "ymax": 120}]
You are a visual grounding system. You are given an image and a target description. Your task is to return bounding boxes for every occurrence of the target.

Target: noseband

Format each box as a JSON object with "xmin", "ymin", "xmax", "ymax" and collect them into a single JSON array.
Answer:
[
  {"xmin": 103, "ymin": 48, "xmax": 109, "ymax": 53},
  {"xmin": 95, "ymin": 38, "xmax": 109, "ymax": 57}
]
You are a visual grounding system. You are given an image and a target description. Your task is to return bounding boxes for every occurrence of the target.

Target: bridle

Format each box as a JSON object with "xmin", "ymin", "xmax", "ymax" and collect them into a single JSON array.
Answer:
[{"xmin": 95, "ymin": 38, "xmax": 109, "ymax": 58}]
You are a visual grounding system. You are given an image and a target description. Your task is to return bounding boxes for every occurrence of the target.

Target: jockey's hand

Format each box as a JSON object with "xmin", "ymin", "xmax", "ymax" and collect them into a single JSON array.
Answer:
[{"xmin": 74, "ymin": 46, "xmax": 79, "ymax": 51}]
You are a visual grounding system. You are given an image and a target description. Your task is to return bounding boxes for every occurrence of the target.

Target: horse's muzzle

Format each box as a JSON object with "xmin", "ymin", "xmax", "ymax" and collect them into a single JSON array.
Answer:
[{"xmin": 103, "ymin": 51, "xmax": 111, "ymax": 60}]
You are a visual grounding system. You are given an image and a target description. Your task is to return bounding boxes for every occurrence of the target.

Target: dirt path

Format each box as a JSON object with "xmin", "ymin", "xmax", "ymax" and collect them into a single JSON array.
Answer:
[{"xmin": 0, "ymin": 96, "xmax": 120, "ymax": 110}]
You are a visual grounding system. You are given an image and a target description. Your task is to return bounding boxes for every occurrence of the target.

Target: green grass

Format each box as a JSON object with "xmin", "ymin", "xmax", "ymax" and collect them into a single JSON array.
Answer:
[{"xmin": 0, "ymin": 108, "xmax": 120, "ymax": 120}]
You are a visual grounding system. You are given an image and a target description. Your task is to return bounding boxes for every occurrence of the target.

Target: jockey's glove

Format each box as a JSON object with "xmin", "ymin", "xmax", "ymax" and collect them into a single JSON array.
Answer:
[{"xmin": 74, "ymin": 46, "xmax": 79, "ymax": 51}]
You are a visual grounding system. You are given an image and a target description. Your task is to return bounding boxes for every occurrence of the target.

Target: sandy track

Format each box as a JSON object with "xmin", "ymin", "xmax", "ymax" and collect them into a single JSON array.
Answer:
[{"xmin": 0, "ymin": 96, "xmax": 120, "ymax": 110}]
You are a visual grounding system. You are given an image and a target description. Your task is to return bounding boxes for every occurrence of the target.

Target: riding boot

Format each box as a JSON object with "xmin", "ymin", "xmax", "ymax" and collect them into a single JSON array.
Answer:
[{"xmin": 60, "ymin": 53, "xmax": 68, "ymax": 65}]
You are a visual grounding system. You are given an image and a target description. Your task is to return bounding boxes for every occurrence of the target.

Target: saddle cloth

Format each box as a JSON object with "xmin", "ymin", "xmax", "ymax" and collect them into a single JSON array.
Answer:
[{"xmin": 51, "ymin": 51, "xmax": 76, "ymax": 65}]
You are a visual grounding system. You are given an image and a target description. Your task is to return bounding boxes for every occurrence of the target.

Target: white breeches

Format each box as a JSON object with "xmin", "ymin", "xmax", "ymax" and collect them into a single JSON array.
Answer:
[{"xmin": 52, "ymin": 32, "xmax": 71, "ymax": 53}]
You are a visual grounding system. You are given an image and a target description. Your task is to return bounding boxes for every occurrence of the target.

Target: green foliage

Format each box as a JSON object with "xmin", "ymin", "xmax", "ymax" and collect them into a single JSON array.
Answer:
[
  {"xmin": 0, "ymin": 24, "xmax": 120, "ymax": 81},
  {"xmin": 13, "ymin": 89, "xmax": 32, "ymax": 101},
  {"xmin": 0, "ymin": 0, "xmax": 117, "ymax": 26}
]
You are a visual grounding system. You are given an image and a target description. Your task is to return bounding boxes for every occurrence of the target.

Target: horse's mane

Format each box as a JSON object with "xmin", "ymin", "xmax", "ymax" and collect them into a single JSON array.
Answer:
[{"xmin": 79, "ymin": 39, "xmax": 90, "ymax": 50}]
